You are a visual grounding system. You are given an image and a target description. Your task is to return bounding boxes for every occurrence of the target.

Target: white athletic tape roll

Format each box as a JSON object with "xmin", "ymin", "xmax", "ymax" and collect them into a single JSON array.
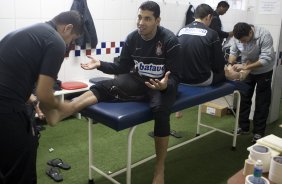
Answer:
[
  {"xmin": 249, "ymin": 145, "xmax": 272, "ymax": 172},
  {"xmin": 269, "ymin": 156, "xmax": 282, "ymax": 184},
  {"xmin": 243, "ymin": 158, "xmax": 255, "ymax": 176}
]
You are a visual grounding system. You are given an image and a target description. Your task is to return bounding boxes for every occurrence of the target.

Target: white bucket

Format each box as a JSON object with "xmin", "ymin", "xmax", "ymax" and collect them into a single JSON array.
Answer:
[
  {"xmin": 245, "ymin": 175, "xmax": 270, "ymax": 184},
  {"xmin": 269, "ymin": 156, "xmax": 282, "ymax": 184}
]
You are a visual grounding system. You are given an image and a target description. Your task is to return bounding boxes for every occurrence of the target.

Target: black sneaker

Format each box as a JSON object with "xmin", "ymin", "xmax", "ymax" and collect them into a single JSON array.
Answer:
[
  {"xmin": 251, "ymin": 134, "xmax": 263, "ymax": 143},
  {"xmin": 232, "ymin": 127, "xmax": 250, "ymax": 135}
]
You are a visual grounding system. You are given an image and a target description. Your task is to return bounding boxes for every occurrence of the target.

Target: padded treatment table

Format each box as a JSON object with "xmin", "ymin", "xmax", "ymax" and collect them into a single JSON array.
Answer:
[{"xmin": 81, "ymin": 81, "xmax": 243, "ymax": 184}]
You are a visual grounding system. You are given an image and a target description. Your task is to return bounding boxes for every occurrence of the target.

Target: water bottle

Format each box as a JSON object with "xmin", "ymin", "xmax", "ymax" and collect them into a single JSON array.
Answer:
[{"xmin": 253, "ymin": 160, "xmax": 263, "ymax": 184}]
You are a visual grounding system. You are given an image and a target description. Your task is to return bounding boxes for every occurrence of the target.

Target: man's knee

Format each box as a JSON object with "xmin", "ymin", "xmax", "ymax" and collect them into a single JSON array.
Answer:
[{"xmin": 153, "ymin": 109, "xmax": 170, "ymax": 137}]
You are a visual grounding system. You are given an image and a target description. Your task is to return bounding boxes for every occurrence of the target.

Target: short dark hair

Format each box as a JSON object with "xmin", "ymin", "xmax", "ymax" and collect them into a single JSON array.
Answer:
[
  {"xmin": 139, "ymin": 1, "xmax": 160, "ymax": 18},
  {"xmin": 194, "ymin": 4, "xmax": 213, "ymax": 19},
  {"xmin": 217, "ymin": 1, "xmax": 230, "ymax": 8},
  {"xmin": 233, "ymin": 22, "xmax": 252, "ymax": 39},
  {"xmin": 52, "ymin": 10, "xmax": 84, "ymax": 35}
]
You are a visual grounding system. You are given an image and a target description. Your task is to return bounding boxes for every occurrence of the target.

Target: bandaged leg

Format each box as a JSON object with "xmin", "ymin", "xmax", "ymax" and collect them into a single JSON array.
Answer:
[
  {"xmin": 239, "ymin": 69, "xmax": 250, "ymax": 81},
  {"xmin": 224, "ymin": 65, "xmax": 250, "ymax": 81}
]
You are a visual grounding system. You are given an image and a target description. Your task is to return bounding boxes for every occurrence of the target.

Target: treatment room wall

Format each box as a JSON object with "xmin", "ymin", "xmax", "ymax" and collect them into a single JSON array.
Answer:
[{"xmin": 0, "ymin": 0, "xmax": 281, "ymax": 82}]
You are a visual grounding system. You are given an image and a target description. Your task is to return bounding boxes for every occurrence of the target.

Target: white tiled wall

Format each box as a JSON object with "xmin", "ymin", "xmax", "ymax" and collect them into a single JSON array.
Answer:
[
  {"xmin": 15, "ymin": 0, "xmax": 41, "ymax": 19},
  {"xmin": 0, "ymin": 0, "xmax": 15, "ymax": 18},
  {"xmin": 1, "ymin": 0, "xmax": 281, "ymax": 82}
]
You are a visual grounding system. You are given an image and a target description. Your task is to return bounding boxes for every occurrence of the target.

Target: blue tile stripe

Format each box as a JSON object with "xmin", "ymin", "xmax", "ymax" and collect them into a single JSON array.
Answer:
[
  {"xmin": 95, "ymin": 41, "xmax": 124, "ymax": 55},
  {"xmin": 68, "ymin": 41, "xmax": 125, "ymax": 57}
]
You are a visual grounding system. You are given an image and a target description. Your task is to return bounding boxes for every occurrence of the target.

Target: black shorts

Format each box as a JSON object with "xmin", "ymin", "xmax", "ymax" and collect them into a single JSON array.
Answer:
[
  {"xmin": 90, "ymin": 74, "xmax": 146, "ymax": 102},
  {"xmin": 90, "ymin": 73, "xmax": 177, "ymax": 111}
]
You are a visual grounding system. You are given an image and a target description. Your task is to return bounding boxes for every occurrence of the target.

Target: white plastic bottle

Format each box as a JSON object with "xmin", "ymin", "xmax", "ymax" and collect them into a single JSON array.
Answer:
[{"xmin": 253, "ymin": 159, "xmax": 263, "ymax": 184}]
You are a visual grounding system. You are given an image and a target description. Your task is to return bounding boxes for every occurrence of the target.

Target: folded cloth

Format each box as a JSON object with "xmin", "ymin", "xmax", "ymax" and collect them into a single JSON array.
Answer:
[{"xmin": 257, "ymin": 134, "xmax": 282, "ymax": 153}]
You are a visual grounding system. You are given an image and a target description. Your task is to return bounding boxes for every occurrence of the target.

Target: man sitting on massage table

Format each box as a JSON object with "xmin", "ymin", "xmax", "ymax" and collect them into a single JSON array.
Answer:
[
  {"xmin": 175, "ymin": 3, "xmax": 227, "ymax": 118},
  {"xmin": 174, "ymin": 4, "xmax": 250, "ymax": 118},
  {"xmin": 50, "ymin": 1, "xmax": 181, "ymax": 184}
]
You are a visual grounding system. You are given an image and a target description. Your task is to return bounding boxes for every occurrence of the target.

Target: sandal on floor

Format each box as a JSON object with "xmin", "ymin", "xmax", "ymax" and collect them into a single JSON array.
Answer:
[
  {"xmin": 47, "ymin": 158, "xmax": 71, "ymax": 170},
  {"xmin": 46, "ymin": 167, "xmax": 63, "ymax": 182}
]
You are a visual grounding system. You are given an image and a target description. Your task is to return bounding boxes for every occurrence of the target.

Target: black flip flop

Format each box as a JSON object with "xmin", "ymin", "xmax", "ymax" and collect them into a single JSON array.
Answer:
[
  {"xmin": 46, "ymin": 167, "xmax": 63, "ymax": 182},
  {"xmin": 47, "ymin": 158, "xmax": 71, "ymax": 170},
  {"xmin": 148, "ymin": 130, "xmax": 183, "ymax": 138}
]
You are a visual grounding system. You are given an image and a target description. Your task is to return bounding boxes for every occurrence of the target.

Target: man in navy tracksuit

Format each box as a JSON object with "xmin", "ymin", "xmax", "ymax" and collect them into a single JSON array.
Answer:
[
  {"xmin": 177, "ymin": 4, "xmax": 226, "ymax": 86},
  {"xmin": 175, "ymin": 4, "xmax": 226, "ymax": 118}
]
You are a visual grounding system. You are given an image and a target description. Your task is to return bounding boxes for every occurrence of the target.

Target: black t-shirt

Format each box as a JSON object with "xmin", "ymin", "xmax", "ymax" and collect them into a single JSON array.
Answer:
[
  {"xmin": 98, "ymin": 26, "xmax": 181, "ymax": 92},
  {"xmin": 0, "ymin": 21, "xmax": 66, "ymax": 108},
  {"xmin": 209, "ymin": 11, "xmax": 229, "ymax": 44},
  {"xmin": 177, "ymin": 21, "xmax": 226, "ymax": 84}
]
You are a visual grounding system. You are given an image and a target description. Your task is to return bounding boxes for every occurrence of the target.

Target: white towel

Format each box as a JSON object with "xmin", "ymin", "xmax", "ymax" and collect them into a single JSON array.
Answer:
[{"xmin": 257, "ymin": 134, "xmax": 282, "ymax": 153}]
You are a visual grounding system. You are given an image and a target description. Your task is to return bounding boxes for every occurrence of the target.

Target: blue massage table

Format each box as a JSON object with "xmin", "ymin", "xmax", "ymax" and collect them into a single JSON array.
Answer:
[{"xmin": 80, "ymin": 81, "xmax": 243, "ymax": 184}]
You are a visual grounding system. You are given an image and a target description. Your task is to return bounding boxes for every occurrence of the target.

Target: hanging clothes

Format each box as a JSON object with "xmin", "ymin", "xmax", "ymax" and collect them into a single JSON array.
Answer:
[
  {"xmin": 185, "ymin": 4, "xmax": 195, "ymax": 26},
  {"xmin": 71, "ymin": 0, "xmax": 98, "ymax": 49}
]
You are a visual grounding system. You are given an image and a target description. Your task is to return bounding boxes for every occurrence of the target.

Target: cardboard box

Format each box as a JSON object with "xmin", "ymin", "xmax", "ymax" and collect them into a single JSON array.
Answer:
[{"xmin": 201, "ymin": 101, "xmax": 228, "ymax": 117}]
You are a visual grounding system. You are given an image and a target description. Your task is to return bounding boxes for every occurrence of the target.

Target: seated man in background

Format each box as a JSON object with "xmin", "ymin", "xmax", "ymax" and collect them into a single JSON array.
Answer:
[
  {"xmin": 62, "ymin": 1, "xmax": 180, "ymax": 184},
  {"xmin": 175, "ymin": 3, "xmax": 226, "ymax": 118},
  {"xmin": 227, "ymin": 22, "xmax": 275, "ymax": 143}
]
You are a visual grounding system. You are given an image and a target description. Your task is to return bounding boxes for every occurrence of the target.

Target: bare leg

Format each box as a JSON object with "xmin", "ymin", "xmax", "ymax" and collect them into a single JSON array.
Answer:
[
  {"xmin": 239, "ymin": 70, "xmax": 250, "ymax": 81},
  {"xmin": 70, "ymin": 91, "xmax": 98, "ymax": 112},
  {"xmin": 152, "ymin": 136, "xmax": 169, "ymax": 184},
  {"xmin": 224, "ymin": 65, "xmax": 250, "ymax": 81},
  {"xmin": 43, "ymin": 91, "xmax": 98, "ymax": 125},
  {"xmin": 224, "ymin": 65, "xmax": 240, "ymax": 80}
]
